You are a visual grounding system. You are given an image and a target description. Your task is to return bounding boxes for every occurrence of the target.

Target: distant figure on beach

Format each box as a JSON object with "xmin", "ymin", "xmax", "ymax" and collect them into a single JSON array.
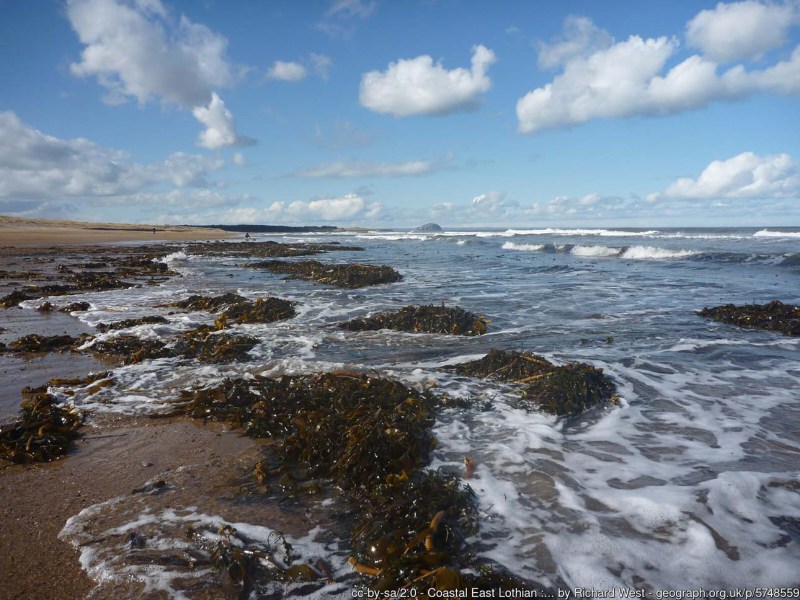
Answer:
[
  {"xmin": 245, "ymin": 232, "xmax": 250, "ymax": 240},
  {"xmin": 152, "ymin": 227, "xmax": 156, "ymax": 234}
]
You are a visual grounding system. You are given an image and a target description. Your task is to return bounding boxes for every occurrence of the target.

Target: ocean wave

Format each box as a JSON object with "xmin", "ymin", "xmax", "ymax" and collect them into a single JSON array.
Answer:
[
  {"xmin": 502, "ymin": 241, "xmax": 546, "ymax": 252},
  {"xmin": 620, "ymin": 246, "xmax": 697, "ymax": 260},
  {"xmin": 571, "ymin": 245, "xmax": 622, "ymax": 257},
  {"xmin": 754, "ymin": 229, "xmax": 800, "ymax": 238},
  {"xmin": 507, "ymin": 228, "xmax": 659, "ymax": 237}
]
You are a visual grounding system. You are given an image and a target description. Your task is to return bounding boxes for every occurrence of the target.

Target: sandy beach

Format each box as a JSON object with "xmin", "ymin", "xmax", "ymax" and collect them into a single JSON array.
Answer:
[
  {"xmin": 0, "ymin": 415, "xmax": 259, "ymax": 600},
  {"xmin": 0, "ymin": 221, "xmax": 242, "ymax": 598},
  {"xmin": 0, "ymin": 216, "xmax": 234, "ymax": 247}
]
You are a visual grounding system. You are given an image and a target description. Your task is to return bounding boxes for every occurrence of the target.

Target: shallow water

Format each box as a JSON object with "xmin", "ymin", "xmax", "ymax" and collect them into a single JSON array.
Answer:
[{"xmin": 4, "ymin": 226, "xmax": 800, "ymax": 595}]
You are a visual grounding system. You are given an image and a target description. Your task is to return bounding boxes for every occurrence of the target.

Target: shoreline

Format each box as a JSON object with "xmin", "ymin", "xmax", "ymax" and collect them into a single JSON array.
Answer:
[{"xmin": 0, "ymin": 415, "xmax": 260, "ymax": 600}]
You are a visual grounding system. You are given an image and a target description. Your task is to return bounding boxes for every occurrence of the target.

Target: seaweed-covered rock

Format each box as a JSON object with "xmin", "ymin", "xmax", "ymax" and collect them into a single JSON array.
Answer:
[
  {"xmin": 6, "ymin": 334, "xmax": 87, "ymax": 354},
  {"xmin": 0, "ymin": 290, "xmax": 34, "ymax": 308},
  {"xmin": 249, "ymin": 260, "xmax": 402, "ymax": 288},
  {"xmin": 341, "ymin": 305, "xmax": 487, "ymax": 336},
  {"xmin": 37, "ymin": 301, "xmax": 55, "ymax": 312},
  {"xmin": 60, "ymin": 301, "xmax": 91, "ymax": 313},
  {"xmin": 699, "ymin": 300, "xmax": 800, "ymax": 336},
  {"xmin": 220, "ymin": 297, "xmax": 297, "ymax": 325},
  {"xmin": 172, "ymin": 326, "xmax": 260, "ymax": 363},
  {"xmin": 172, "ymin": 292, "xmax": 247, "ymax": 311},
  {"xmin": 71, "ymin": 271, "xmax": 132, "ymax": 291},
  {"xmin": 0, "ymin": 392, "xmax": 83, "ymax": 463},
  {"xmin": 447, "ymin": 349, "xmax": 617, "ymax": 417},
  {"xmin": 446, "ymin": 348, "xmax": 554, "ymax": 381},
  {"xmin": 521, "ymin": 363, "xmax": 617, "ymax": 416},
  {"xmin": 89, "ymin": 335, "xmax": 173, "ymax": 364},
  {"xmin": 95, "ymin": 316, "xmax": 169, "ymax": 332},
  {"xmin": 170, "ymin": 373, "xmax": 549, "ymax": 594}
]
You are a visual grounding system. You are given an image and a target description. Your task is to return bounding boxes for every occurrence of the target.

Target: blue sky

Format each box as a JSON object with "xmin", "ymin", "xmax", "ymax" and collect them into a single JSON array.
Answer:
[{"xmin": 1, "ymin": 0, "xmax": 799, "ymax": 227}]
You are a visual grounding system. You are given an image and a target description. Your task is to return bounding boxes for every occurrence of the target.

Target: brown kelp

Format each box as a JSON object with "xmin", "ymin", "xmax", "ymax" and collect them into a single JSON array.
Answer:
[
  {"xmin": 340, "ymin": 305, "xmax": 488, "ymax": 336},
  {"xmin": 699, "ymin": 300, "xmax": 800, "ymax": 336},
  {"xmin": 59, "ymin": 301, "xmax": 91, "ymax": 313},
  {"xmin": 0, "ymin": 390, "xmax": 83, "ymax": 463},
  {"xmin": 95, "ymin": 316, "xmax": 169, "ymax": 332},
  {"xmin": 171, "ymin": 293, "xmax": 297, "ymax": 326},
  {"xmin": 169, "ymin": 373, "xmax": 548, "ymax": 594},
  {"xmin": 171, "ymin": 326, "xmax": 260, "ymax": 363},
  {"xmin": 219, "ymin": 297, "xmax": 297, "ymax": 325},
  {"xmin": 171, "ymin": 292, "xmax": 246, "ymax": 311},
  {"xmin": 88, "ymin": 335, "xmax": 173, "ymax": 364},
  {"xmin": 4, "ymin": 334, "xmax": 89, "ymax": 354},
  {"xmin": 247, "ymin": 260, "xmax": 402, "ymax": 288},
  {"xmin": 88, "ymin": 328, "xmax": 259, "ymax": 364},
  {"xmin": 447, "ymin": 349, "xmax": 617, "ymax": 417}
]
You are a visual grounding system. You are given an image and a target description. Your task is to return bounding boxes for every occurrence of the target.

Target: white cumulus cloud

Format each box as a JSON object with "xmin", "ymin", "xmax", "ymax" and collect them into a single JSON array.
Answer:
[
  {"xmin": 67, "ymin": 0, "xmax": 251, "ymax": 148},
  {"xmin": 360, "ymin": 45, "xmax": 496, "ymax": 117},
  {"xmin": 647, "ymin": 152, "xmax": 800, "ymax": 201},
  {"xmin": 192, "ymin": 93, "xmax": 253, "ymax": 150},
  {"xmin": 67, "ymin": 0, "xmax": 234, "ymax": 106},
  {"xmin": 517, "ymin": 12, "xmax": 800, "ymax": 134},
  {"xmin": 686, "ymin": 0, "xmax": 798, "ymax": 63},
  {"xmin": 0, "ymin": 111, "xmax": 222, "ymax": 200},
  {"xmin": 266, "ymin": 61, "xmax": 308, "ymax": 82},
  {"xmin": 537, "ymin": 15, "xmax": 613, "ymax": 69},
  {"xmin": 174, "ymin": 193, "xmax": 382, "ymax": 224}
]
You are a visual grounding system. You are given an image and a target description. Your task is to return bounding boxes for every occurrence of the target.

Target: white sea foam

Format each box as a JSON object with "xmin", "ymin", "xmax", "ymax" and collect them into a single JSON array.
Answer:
[
  {"xmin": 754, "ymin": 229, "xmax": 800, "ymax": 238},
  {"xmin": 508, "ymin": 228, "xmax": 659, "ymax": 237},
  {"xmin": 571, "ymin": 245, "xmax": 622, "ymax": 257},
  {"xmin": 156, "ymin": 250, "xmax": 188, "ymax": 263},
  {"xmin": 620, "ymin": 246, "xmax": 697, "ymax": 259},
  {"xmin": 502, "ymin": 241, "xmax": 545, "ymax": 252}
]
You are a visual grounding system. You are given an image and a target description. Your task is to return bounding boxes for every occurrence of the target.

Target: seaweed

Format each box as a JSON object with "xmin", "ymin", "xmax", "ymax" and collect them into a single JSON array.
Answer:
[
  {"xmin": 0, "ymin": 391, "xmax": 83, "ymax": 463},
  {"xmin": 36, "ymin": 301, "xmax": 55, "ymax": 312},
  {"xmin": 248, "ymin": 260, "xmax": 402, "ymax": 288},
  {"xmin": 88, "ymin": 335, "xmax": 172, "ymax": 364},
  {"xmin": 71, "ymin": 271, "xmax": 132, "ymax": 291},
  {"xmin": 699, "ymin": 300, "xmax": 800, "ymax": 336},
  {"xmin": 170, "ymin": 373, "xmax": 549, "ymax": 593},
  {"xmin": 220, "ymin": 297, "xmax": 297, "ymax": 325},
  {"xmin": 446, "ymin": 348, "xmax": 554, "ymax": 381},
  {"xmin": 171, "ymin": 326, "xmax": 260, "ymax": 363},
  {"xmin": 0, "ymin": 290, "xmax": 34, "ymax": 308},
  {"xmin": 171, "ymin": 292, "xmax": 246, "ymax": 311},
  {"xmin": 60, "ymin": 301, "xmax": 91, "ymax": 313},
  {"xmin": 447, "ymin": 349, "xmax": 617, "ymax": 417},
  {"xmin": 5, "ymin": 334, "xmax": 88, "ymax": 354},
  {"xmin": 521, "ymin": 363, "xmax": 617, "ymax": 416},
  {"xmin": 95, "ymin": 316, "xmax": 169, "ymax": 332},
  {"xmin": 340, "ymin": 305, "xmax": 487, "ymax": 336}
]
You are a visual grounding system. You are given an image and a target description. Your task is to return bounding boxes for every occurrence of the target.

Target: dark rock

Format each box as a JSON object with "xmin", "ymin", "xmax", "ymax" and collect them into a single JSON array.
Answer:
[
  {"xmin": 700, "ymin": 300, "xmax": 800, "ymax": 336},
  {"xmin": 446, "ymin": 349, "xmax": 617, "ymax": 417},
  {"xmin": 412, "ymin": 223, "xmax": 443, "ymax": 233},
  {"xmin": 248, "ymin": 260, "xmax": 402, "ymax": 288},
  {"xmin": 95, "ymin": 316, "xmax": 169, "ymax": 332},
  {"xmin": 340, "ymin": 305, "xmax": 487, "ymax": 336},
  {"xmin": 219, "ymin": 297, "xmax": 297, "ymax": 325},
  {"xmin": 60, "ymin": 301, "xmax": 91, "ymax": 313},
  {"xmin": 171, "ymin": 292, "xmax": 246, "ymax": 311}
]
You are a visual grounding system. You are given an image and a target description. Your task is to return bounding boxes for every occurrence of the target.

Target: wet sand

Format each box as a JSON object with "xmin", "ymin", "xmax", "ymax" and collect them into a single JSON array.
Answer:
[
  {"xmin": 0, "ymin": 216, "xmax": 233, "ymax": 247},
  {"xmin": 0, "ymin": 416, "xmax": 260, "ymax": 600},
  {"xmin": 0, "ymin": 222, "xmax": 251, "ymax": 598}
]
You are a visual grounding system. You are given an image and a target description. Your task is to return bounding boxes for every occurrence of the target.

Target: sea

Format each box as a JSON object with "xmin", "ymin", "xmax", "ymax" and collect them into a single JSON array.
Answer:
[{"xmin": 7, "ymin": 226, "xmax": 800, "ymax": 597}]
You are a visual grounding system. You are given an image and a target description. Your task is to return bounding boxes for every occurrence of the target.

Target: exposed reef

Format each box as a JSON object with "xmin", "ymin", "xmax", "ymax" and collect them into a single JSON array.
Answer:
[
  {"xmin": 699, "ymin": 300, "xmax": 800, "ymax": 336},
  {"xmin": 446, "ymin": 349, "xmax": 617, "ymax": 417},
  {"xmin": 167, "ymin": 372, "xmax": 547, "ymax": 594},
  {"xmin": 247, "ymin": 260, "xmax": 402, "ymax": 288},
  {"xmin": 340, "ymin": 305, "xmax": 487, "ymax": 336}
]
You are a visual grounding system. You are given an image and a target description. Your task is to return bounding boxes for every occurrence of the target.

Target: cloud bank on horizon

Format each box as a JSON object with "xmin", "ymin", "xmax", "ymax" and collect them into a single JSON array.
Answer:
[{"xmin": 0, "ymin": 0, "xmax": 798, "ymax": 226}]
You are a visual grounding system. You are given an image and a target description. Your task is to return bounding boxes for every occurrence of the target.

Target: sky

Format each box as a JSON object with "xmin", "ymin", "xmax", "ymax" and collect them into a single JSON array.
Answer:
[{"xmin": 1, "ymin": 0, "xmax": 799, "ymax": 228}]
